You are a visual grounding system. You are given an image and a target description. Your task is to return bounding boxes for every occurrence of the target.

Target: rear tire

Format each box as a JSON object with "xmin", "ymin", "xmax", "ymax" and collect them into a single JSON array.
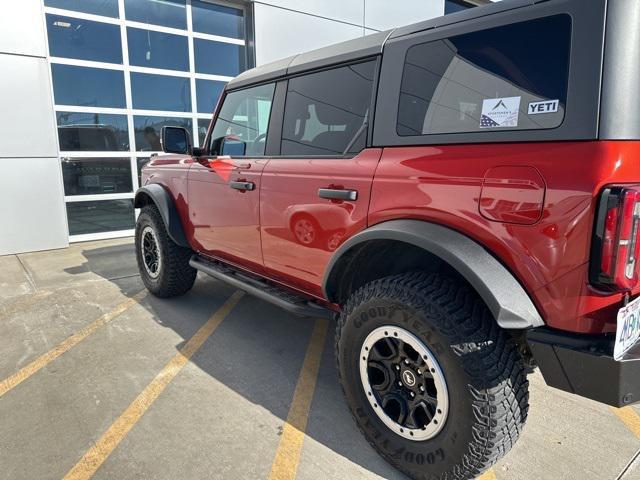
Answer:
[
  {"xmin": 336, "ymin": 272, "xmax": 528, "ymax": 480},
  {"xmin": 135, "ymin": 204, "xmax": 196, "ymax": 298}
]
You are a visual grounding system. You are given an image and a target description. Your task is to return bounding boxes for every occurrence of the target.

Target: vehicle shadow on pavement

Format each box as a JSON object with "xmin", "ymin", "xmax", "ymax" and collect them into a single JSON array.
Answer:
[{"xmin": 71, "ymin": 242, "xmax": 407, "ymax": 479}]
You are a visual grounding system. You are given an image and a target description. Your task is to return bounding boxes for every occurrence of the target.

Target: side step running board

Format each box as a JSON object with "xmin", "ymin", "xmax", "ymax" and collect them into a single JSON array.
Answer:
[{"xmin": 189, "ymin": 255, "xmax": 334, "ymax": 320}]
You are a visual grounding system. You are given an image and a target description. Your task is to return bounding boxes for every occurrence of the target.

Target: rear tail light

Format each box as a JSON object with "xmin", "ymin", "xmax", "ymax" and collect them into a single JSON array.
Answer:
[{"xmin": 591, "ymin": 186, "xmax": 640, "ymax": 291}]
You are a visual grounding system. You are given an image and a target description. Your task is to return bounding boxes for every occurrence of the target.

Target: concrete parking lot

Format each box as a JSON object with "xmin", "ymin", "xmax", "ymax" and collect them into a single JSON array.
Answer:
[{"xmin": 0, "ymin": 239, "xmax": 638, "ymax": 480}]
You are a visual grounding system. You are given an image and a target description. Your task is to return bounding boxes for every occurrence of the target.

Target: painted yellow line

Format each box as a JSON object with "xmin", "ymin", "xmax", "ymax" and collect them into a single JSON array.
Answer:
[
  {"xmin": 611, "ymin": 406, "xmax": 640, "ymax": 438},
  {"xmin": 63, "ymin": 290, "xmax": 244, "ymax": 480},
  {"xmin": 477, "ymin": 468, "xmax": 497, "ymax": 480},
  {"xmin": 0, "ymin": 290, "xmax": 147, "ymax": 398},
  {"xmin": 268, "ymin": 317, "xmax": 329, "ymax": 480}
]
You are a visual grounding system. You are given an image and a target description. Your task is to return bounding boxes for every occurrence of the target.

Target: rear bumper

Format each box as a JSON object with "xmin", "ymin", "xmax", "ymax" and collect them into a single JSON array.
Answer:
[{"xmin": 526, "ymin": 328, "xmax": 640, "ymax": 407}]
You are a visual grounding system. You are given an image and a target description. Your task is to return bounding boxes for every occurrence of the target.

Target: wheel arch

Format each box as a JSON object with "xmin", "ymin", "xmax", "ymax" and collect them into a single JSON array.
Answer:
[
  {"xmin": 322, "ymin": 219, "xmax": 544, "ymax": 329},
  {"xmin": 134, "ymin": 184, "xmax": 190, "ymax": 248}
]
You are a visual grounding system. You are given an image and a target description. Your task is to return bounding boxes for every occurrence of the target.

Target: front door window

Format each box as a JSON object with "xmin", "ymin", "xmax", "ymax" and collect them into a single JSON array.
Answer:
[{"xmin": 210, "ymin": 83, "xmax": 275, "ymax": 157}]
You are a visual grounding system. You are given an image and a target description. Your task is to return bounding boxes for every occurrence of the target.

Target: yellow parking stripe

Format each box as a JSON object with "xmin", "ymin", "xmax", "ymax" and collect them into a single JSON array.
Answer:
[
  {"xmin": 611, "ymin": 406, "xmax": 640, "ymax": 438},
  {"xmin": 63, "ymin": 290, "xmax": 244, "ymax": 480},
  {"xmin": 477, "ymin": 468, "xmax": 497, "ymax": 479},
  {"xmin": 268, "ymin": 317, "xmax": 329, "ymax": 480},
  {"xmin": 0, "ymin": 290, "xmax": 147, "ymax": 398}
]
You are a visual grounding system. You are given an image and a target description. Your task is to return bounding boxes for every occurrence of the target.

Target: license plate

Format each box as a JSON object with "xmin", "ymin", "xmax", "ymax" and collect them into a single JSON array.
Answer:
[{"xmin": 615, "ymin": 296, "xmax": 640, "ymax": 361}]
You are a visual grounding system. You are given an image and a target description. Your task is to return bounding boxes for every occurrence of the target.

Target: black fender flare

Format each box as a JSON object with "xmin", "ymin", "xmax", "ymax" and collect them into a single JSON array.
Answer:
[
  {"xmin": 134, "ymin": 184, "xmax": 189, "ymax": 247},
  {"xmin": 322, "ymin": 219, "xmax": 544, "ymax": 329}
]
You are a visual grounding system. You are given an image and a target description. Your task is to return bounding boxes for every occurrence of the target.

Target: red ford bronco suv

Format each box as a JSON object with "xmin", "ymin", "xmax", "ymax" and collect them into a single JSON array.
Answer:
[{"xmin": 134, "ymin": 1, "xmax": 640, "ymax": 478}]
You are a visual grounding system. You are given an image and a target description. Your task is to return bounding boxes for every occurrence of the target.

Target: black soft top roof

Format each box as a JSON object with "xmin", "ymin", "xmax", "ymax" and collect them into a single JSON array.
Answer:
[
  {"xmin": 227, "ymin": 30, "xmax": 391, "ymax": 90},
  {"xmin": 226, "ymin": 0, "xmax": 545, "ymax": 91}
]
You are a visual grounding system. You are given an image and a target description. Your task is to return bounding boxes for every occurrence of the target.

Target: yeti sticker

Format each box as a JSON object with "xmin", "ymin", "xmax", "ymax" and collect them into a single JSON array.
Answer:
[
  {"xmin": 480, "ymin": 97, "xmax": 521, "ymax": 128},
  {"xmin": 528, "ymin": 100, "xmax": 559, "ymax": 115}
]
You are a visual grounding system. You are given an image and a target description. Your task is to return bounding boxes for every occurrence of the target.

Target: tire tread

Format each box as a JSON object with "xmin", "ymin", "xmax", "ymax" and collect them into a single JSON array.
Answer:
[
  {"xmin": 335, "ymin": 271, "xmax": 529, "ymax": 480},
  {"xmin": 136, "ymin": 204, "xmax": 196, "ymax": 298}
]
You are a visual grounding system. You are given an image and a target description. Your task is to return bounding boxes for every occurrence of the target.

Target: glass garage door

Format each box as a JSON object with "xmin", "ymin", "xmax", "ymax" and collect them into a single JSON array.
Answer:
[{"xmin": 43, "ymin": 0, "xmax": 250, "ymax": 241}]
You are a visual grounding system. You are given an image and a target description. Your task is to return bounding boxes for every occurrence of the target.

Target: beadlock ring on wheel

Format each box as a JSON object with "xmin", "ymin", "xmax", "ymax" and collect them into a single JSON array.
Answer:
[
  {"xmin": 140, "ymin": 225, "xmax": 162, "ymax": 279},
  {"xmin": 359, "ymin": 325, "xmax": 449, "ymax": 441}
]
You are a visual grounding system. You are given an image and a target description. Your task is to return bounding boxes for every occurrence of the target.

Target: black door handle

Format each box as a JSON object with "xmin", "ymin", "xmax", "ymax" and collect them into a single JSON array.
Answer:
[
  {"xmin": 230, "ymin": 181, "xmax": 255, "ymax": 191},
  {"xmin": 318, "ymin": 188, "xmax": 358, "ymax": 201}
]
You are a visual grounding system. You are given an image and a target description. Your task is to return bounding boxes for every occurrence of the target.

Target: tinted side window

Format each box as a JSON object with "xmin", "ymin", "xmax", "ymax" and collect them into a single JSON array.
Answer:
[
  {"xmin": 210, "ymin": 83, "xmax": 275, "ymax": 157},
  {"xmin": 397, "ymin": 15, "xmax": 571, "ymax": 136},
  {"xmin": 281, "ymin": 61, "xmax": 376, "ymax": 156}
]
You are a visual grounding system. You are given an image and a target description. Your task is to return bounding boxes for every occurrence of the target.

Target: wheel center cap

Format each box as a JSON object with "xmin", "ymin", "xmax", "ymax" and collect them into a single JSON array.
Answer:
[{"xmin": 401, "ymin": 369, "xmax": 416, "ymax": 387}]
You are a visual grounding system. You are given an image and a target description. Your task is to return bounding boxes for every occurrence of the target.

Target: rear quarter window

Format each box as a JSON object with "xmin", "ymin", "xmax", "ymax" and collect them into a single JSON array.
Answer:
[{"xmin": 397, "ymin": 14, "xmax": 572, "ymax": 136}]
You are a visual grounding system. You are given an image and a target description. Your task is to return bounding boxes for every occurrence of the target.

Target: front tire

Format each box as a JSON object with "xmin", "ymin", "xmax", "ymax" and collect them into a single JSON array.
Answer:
[
  {"xmin": 135, "ymin": 204, "xmax": 196, "ymax": 298},
  {"xmin": 336, "ymin": 272, "xmax": 528, "ymax": 480}
]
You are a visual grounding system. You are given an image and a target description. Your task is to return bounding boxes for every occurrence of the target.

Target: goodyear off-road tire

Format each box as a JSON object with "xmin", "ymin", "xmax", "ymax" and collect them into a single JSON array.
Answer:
[
  {"xmin": 336, "ymin": 272, "xmax": 529, "ymax": 480},
  {"xmin": 135, "ymin": 204, "xmax": 196, "ymax": 298}
]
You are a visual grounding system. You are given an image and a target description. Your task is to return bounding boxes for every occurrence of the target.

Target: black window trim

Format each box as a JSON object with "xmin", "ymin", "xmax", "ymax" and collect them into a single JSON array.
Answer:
[
  {"xmin": 373, "ymin": 0, "xmax": 606, "ymax": 147},
  {"xmin": 206, "ymin": 55, "xmax": 381, "ymax": 160}
]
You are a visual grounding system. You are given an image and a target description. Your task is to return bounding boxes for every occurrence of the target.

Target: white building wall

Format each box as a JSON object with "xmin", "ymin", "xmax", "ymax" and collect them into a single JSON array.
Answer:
[
  {"xmin": 255, "ymin": 0, "xmax": 365, "ymax": 26},
  {"xmin": 0, "ymin": 0, "xmax": 47, "ymax": 57},
  {"xmin": 252, "ymin": 0, "xmax": 446, "ymax": 65},
  {"xmin": 365, "ymin": 0, "xmax": 444, "ymax": 31},
  {"xmin": 253, "ymin": 3, "xmax": 365, "ymax": 65},
  {"xmin": 0, "ymin": 0, "xmax": 68, "ymax": 255}
]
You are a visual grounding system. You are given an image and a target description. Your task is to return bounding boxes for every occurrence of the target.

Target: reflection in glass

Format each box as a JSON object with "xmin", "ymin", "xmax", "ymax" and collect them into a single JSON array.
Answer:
[
  {"xmin": 62, "ymin": 158, "xmax": 133, "ymax": 195},
  {"xmin": 47, "ymin": 15, "xmax": 122, "ymax": 64},
  {"xmin": 57, "ymin": 112, "xmax": 129, "ymax": 151},
  {"xmin": 124, "ymin": 0, "xmax": 186, "ymax": 30},
  {"xmin": 45, "ymin": 0, "xmax": 119, "ymax": 18},
  {"xmin": 192, "ymin": 1, "xmax": 244, "ymax": 39},
  {"xmin": 194, "ymin": 39, "xmax": 245, "ymax": 77},
  {"xmin": 134, "ymin": 116, "xmax": 192, "ymax": 151},
  {"xmin": 210, "ymin": 83, "xmax": 274, "ymax": 157},
  {"xmin": 444, "ymin": 0, "xmax": 471, "ymax": 14},
  {"xmin": 397, "ymin": 15, "xmax": 571, "ymax": 135},
  {"xmin": 52, "ymin": 64, "xmax": 126, "ymax": 108},
  {"xmin": 67, "ymin": 200, "xmax": 135, "ymax": 235},
  {"xmin": 196, "ymin": 79, "xmax": 225, "ymax": 114},
  {"xmin": 130, "ymin": 72, "xmax": 191, "ymax": 112},
  {"xmin": 198, "ymin": 118, "xmax": 211, "ymax": 147},
  {"xmin": 127, "ymin": 28, "xmax": 189, "ymax": 71},
  {"xmin": 137, "ymin": 157, "xmax": 151, "ymax": 186},
  {"xmin": 281, "ymin": 62, "xmax": 375, "ymax": 155}
]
